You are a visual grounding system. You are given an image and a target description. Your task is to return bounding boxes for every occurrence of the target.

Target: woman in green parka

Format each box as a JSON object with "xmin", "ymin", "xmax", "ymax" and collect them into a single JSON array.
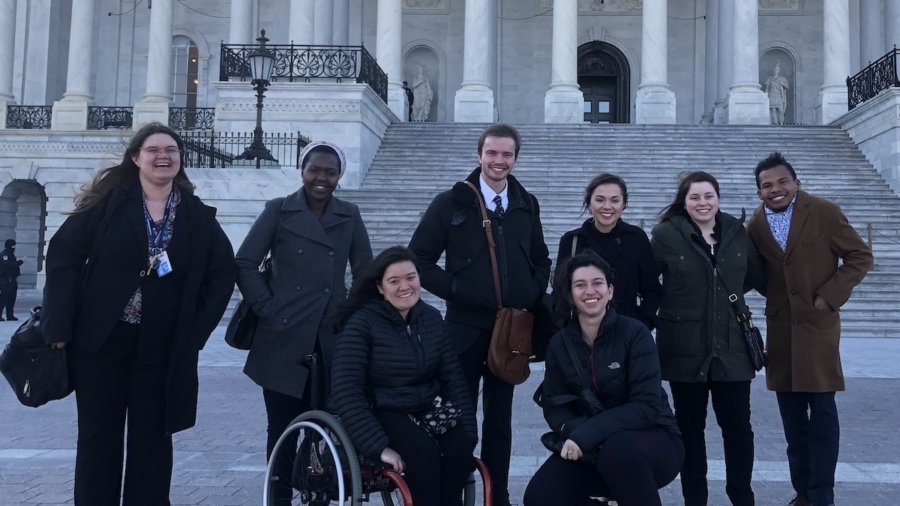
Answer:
[{"xmin": 651, "ymin": 171, "xmax": 765, "ymax": 506}]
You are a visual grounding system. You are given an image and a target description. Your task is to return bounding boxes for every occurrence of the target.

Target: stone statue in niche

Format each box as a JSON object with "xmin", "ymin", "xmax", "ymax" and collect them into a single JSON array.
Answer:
[
  {"xmin": 411, "ymin": 66, "xmax": 433, "ymax": 122},
  {"xmin": 765, "ymin": 61, "xmax": 789, "ymax": 125}
]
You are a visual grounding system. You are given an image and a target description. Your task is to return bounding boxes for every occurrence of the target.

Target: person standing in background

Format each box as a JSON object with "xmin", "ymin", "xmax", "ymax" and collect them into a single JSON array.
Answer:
[{"xmin": 0, "ymin": 238, "xmax": 25, "ymax": 321}]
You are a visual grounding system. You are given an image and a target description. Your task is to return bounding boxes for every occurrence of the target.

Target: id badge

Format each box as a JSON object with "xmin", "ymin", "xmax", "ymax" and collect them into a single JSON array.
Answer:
[{"xmin": 155, "ymin": 250, "xmax": 173, "ymax": 277}]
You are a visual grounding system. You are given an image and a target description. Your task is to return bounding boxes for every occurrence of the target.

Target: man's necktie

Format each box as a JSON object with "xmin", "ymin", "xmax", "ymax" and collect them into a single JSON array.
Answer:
[{"xmin": 493, "ymin": 195, "xmax": 505, "ymax": 219}]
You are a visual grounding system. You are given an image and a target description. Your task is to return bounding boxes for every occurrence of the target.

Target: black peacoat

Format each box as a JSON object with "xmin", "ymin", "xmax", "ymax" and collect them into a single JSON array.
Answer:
[
  {"xmin": 42, "ymin": 184, "xmax": 237, "ymax": 433},
  {"xmin": 237, "ymin": 189, "xmax": 373, "ymax": 399}
]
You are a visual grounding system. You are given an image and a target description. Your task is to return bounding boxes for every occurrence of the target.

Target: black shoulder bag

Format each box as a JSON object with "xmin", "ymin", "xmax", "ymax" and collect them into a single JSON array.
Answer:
[{"xmin": 715, "ymin": 266, "xmax": 767, "ymax": 371}]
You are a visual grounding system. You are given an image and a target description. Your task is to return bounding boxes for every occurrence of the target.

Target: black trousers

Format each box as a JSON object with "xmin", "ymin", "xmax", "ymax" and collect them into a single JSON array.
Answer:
[
  {"xmin": 776, "ymin": 392, "xmax": 839, "ymax": 506},
  {"xmin": 375, "ymin": 410, "xmax": 475, "ymax": 506},
  {"xmin": 263, "ymin": 386, "xmax": 313, "ymax": 506},
  {"xmin": 0, "ymin": 279, "xmax": 17, "ymax": 318},
  {"xmin": 523, "ymin": 428, "xmax": 684, "ymax": 506},
  {"xmin": 450, "ymin": 321, "xmax": 514, "ymax": 506},
  {"xmin": 69, "ymin": 322, "xmax": 173, "ymax": 506},
  {"xmin": 669, "ymin": 380, "xmax": 755, "ymax": 506}
]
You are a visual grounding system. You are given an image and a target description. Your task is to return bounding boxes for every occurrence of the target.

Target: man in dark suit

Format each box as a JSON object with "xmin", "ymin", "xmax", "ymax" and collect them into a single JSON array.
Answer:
[
  {"xmin": 409, "ymin": 123, "xmax": 551, "ymax": 506},
  {"xmin": 0, "ymin": 238, "xmax": 25, "ymax": 321},
  {"xmin": 747, "ymin": 152, "xmax": 873, "ymax": 506}
]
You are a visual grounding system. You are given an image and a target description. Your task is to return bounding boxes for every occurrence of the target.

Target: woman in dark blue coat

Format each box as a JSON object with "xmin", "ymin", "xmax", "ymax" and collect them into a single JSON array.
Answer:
[
  {"xmin": 556, "ymin": 174, "xmax": 661, "ymax": 330},
  {"xmin": 524, "ymin": 251, "xmax": 682, "ymax": 506},
  {"xmin": 43, "ymin": 123, "xmax": 237, "ymax": 505},
  {"xmin": 235, "ymin": 140, "xmax": 373, "ymax": 504},
  {"xmin": 330, "ymin": 247, "xmax": 477, "ymax": 506}
]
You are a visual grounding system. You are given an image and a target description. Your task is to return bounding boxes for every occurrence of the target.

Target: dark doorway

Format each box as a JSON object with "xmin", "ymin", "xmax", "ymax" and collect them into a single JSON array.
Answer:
[{"xmin": 578, "ymin": 41, "xmax": 630, "ymax": 123}]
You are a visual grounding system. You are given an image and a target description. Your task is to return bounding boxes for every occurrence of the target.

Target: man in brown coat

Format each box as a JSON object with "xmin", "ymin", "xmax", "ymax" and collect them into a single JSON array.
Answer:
[{"xmin": 747, "ymin": 152, "xmax": 873, "ymax": 506}]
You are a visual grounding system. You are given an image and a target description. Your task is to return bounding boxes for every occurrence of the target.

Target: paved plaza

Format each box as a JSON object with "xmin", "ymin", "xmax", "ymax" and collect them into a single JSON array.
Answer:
[{"xmin": 1, "ymin": 291, "xmax": 899, "ymax": 505}]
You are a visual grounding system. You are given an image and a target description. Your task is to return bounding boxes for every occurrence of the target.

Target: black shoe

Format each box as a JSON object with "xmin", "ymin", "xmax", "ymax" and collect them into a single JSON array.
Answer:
[
  {"xmin": 788, "ymin": 496, "xmax": 811, "ymax": 506},
  {"xmin": 6, "ymin": 316, "xmax": 17, "ymax": 321},
  {"xmin": 0, "ymin": 317, "xmax": 4, "ymax": 321}
]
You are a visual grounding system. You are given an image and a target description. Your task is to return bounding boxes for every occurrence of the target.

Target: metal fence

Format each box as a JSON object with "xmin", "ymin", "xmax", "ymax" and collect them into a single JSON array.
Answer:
[
  {"xmin": 848, "ymin": 47, "xmax": 899, "ymax": 110},
  {"xmin": 5, "ymin": 106, "xmax": 52, "ymax": 129},
  {"xmin": 87, "ymin": 106, "xmax": 134, "ymax": 129},
  {"xmin": 169, "ymin": 107, "xmax": 215, "ymax": 130},
  {"xmin": 220, "ymin": 43, "xmax": 388, "ymax": 102},
  {"xmin": 178, "ymin": 130, "xmax": 310, "ymax": 169}
]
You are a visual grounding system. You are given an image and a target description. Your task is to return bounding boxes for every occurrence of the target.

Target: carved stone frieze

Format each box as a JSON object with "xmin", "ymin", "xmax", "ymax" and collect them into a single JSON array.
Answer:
[
  {"xmin": 759, "ymin": 0, "xmax": 799, "ymax": 10},
  {"xmin": 219, "ymin": 99, "xmax": 362, "ymax": 114},
  {"xmin": 539, "ymin": 0, "xmax": 643, "ymax": 13}
]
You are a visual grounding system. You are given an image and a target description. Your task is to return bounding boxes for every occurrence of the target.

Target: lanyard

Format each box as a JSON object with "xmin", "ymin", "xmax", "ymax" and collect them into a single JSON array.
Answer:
[{"xmin": 143, "ymin": 190, "xmax": 175, "ymax": 251}]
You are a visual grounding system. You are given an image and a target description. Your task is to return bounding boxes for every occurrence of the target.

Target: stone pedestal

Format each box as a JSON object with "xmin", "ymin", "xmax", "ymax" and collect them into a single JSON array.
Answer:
[
  {"xmin": 726, "ymin": 85, "xmax": 769, "ymax": 125},
  {"xmin": 817, "ymin": 86, "xmax": 849, "ymax": 125},
  {"xmin": 454, "ymin": 86, "xmax": 494, "ymax": 123},
  {"xmin": 0, "ymin": 98, "xmax": 10, "ymax": 128},
  {"xmin": 544, "ymin": 85, "xmax": 583, "ymax": 123},
  {"xmin": 387, "ymin": 86, "xmax": 405, "ymax": 123},
  {"xmin": 635, "ymin": 85, "xmax": 676, "ymax": 124},
  {"xmin": 50, "ymin": 99, "xmax": 90, "ymax": 131},
  {"xmin": 132, "ymin": 99, "xmax": 170, "ymax": 128}
]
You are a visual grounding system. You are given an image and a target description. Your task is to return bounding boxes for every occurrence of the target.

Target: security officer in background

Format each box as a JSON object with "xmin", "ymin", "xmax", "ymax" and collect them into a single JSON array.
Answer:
[{"xmin": 0, "ymin": 239, "xmax": 25, "ymax": 321}]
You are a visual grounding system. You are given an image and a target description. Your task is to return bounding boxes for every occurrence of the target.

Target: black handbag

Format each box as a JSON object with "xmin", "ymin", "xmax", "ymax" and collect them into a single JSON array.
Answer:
[
  {"xmin": 715, "ymin": 266, "xmax": 767, "ymax": 371},
  {"xmin": 0, "ymin": 306, "xmax": 73, "ymax": 407},
  {"xmin": 224, "ymin": 257, "xmax": 271, "ymax": 350}
]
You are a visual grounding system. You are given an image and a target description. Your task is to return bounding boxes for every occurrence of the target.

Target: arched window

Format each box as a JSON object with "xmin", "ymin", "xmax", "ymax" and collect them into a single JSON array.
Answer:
[{"xmin": 171, "ymin": 36, "xmax": 199, "ymax": 108}]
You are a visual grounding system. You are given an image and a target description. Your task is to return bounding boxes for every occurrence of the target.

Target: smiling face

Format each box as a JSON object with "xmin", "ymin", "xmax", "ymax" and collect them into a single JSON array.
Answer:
[
  {"xmin": 570, "ymin": 265, "xmax": 614, "ymax": 319},
  {"xmin": 301, "ymin": 151, "xmax": 341, "ymax": 205},
  {"xmin": 757, "ymin": 164, "xmax": 800, "ymax": 212},
  {"xmin": 477, "ymin": 136, "xmax": 517, "ymax": 193},
  {"xmin": 685, "ymin": 181, "xmax": 720, "ymax": 227},
  {"xmin": 132, "ymin": 133, "xmax": 181, "ymax": 189},
  {"xmin": 589, "ymin": 183, "xmax": 626, "ymax": 233},
  {"xmin": 377, "ymin": 260, "xmax": 421, "ymax": 318}
]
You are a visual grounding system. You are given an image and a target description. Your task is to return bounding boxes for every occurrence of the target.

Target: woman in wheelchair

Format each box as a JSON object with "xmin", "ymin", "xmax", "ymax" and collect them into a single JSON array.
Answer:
[
  {"xmin": 330, "ymin": 246, "xmax": 478, "ymax": 506},
  {"xmin": 524, "ymin": 251, "xmax": 684, "ymax": 506}
]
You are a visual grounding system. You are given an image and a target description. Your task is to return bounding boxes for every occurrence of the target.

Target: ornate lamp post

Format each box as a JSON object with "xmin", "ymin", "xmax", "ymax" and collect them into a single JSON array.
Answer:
[{"xmin": 237, "ymin": 30, "xmax": 278, "ymax": 168}]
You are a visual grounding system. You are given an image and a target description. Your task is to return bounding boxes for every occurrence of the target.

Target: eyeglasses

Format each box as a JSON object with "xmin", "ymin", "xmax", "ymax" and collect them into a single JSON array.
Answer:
[{"xmin": 141, "ymin": 147, "xmax": 180, "ymax": 156}]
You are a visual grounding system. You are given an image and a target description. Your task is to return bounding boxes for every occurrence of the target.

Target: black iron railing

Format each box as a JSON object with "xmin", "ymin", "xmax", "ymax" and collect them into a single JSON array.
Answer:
[
  {"xmin": 848, "ymin": 47, "xmax": 899, "ymax": 110},
  {"xmin": 6, "ymin": 105, "xmax": 52, "ymax": 129},
  {"xmin": 169, "ymin": 107, "xmax": 215, "ymax": 130},
  {"xmin": 178, "ymin": 130, "xmax": 311, "ymax": 169},
  {"xmin": 219, "ymin": 43, "xmax": 388, "ymax": 103},
  {"xmin": 87, "ymin": 106, "xmax": 133, "ymax": 130}
]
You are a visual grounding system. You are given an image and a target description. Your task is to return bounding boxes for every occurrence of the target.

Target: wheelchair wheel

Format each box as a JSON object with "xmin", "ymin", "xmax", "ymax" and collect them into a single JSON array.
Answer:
[{"xmin": 264, "ymin": 410, "xmax": 364, "ymax": 505}]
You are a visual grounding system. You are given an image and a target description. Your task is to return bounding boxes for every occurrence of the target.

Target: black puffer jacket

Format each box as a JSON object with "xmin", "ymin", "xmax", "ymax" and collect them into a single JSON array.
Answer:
[
  {"xmin": 557, "ymin": 219, "xmax": 662, "ymax": 330},
  {"xmin": 330, "ymin": 299, "xmax": 477, "ymax": 458},
  {"xmin": 540, "ymin": 310, "xmax": 679, "ymax": 453}
]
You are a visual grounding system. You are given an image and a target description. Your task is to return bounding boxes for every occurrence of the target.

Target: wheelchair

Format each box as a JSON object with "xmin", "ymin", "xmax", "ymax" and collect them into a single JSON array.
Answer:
[{"xmin": 264, "ymin": 409, "xmax": 493, "ymax": 505}]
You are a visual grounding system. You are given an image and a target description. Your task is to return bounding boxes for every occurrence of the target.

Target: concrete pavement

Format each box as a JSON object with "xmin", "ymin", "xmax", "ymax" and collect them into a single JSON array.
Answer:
[{"xmin": 1, "ymin": 292, "xmax": 899, "ymax": 504}]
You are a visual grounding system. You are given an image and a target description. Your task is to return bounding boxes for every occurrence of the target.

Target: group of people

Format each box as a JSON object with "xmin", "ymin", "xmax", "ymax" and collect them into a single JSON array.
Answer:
[{"xmin": 39, "ymin": 121, "xmax": 872, "ymax": 506}]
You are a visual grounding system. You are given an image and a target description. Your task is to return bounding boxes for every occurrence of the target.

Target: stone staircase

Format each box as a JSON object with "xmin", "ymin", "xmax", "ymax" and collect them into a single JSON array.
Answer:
[{"xmin": 334, "ymin": 123, "xmax": 900, "ymax": 339}]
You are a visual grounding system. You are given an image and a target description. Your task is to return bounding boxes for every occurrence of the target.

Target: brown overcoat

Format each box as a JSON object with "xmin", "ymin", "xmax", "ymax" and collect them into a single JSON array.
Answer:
[{"xmin": 746, "ymin": 191, "xmax": 872, "ymax": 393}]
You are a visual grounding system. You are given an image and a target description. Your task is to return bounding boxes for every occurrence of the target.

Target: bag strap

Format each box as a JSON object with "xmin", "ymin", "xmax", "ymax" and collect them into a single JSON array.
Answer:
[
  {"xmin": 570, "ymin": 235, "xmax": 578, "ymax": 258},
  {"xmin": 560, "ymin": 332, "xmax": 591, "ymax": 389},
  {"xmin": 462, "ymin": 181, "xmax": 502, "ymax": 311},
  {"xmin": 713, "ymin": 265, "xmax": 753, "ymax": 327}
]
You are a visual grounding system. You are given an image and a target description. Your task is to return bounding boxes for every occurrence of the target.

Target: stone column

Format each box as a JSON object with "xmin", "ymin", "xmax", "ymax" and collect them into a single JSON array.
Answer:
[
  {"xmin": 314, "ymin": 0, "xmax": 334, "ymax": 45},
  {"xmin": 702, "ymin": 0, "xmax": 718, "ymax": 123},
  {"xmin": 377, "ymin": 0, "xmax": 405, "ymax": 120},
  {"xmin": 289, "ymin": 0, "xmax": 315, "ymax": 45},
  {"xmin": 544, "ymin": 0, "xmax": 583, "ymax": 123},
  {"xmin": 334, "ymin": 0, "xmax": 350, "ymax": 45},
  {"xmin": 725, "ymin": 0, "xmax": 768, "ymax": 124},
  {"xmin": 51, "ymin": 0, "xmax": 96, "ymax": 130},
  {"xmin": 454, "ymin": 0, "xmax": 495, "ymax": 122},
  {"xmin": 635, "ymin": 0, "xmax": 676, "ymax": 124},
  {"xmin": 229, "ymin": 0, "xmax": 254, "ymax": 44},
  {"xmin": 886, "ymin": 0, "xmax": 900, "ymax": 51},
  {"xmin": 713, "ymin": 0, "xmax": 734, "ymax": 123},
  {"xmin": 859, "ymin": 0, "xmax": 884, "ymax": 64},
  {"xmin": 133, "ymin": 0, "xmax": 174, "ymax": 127},
  {"xmin": 0, "ymin": 0, "xmax": 13, "ymax": 128},
  {"xmin": 818, "ymin": 0, "xmax": 850, "ymax": 124}
]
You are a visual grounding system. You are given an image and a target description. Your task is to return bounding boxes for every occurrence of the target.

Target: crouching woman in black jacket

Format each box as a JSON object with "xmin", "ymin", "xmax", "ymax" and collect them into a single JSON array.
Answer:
[
  {"xmin": 524, "ymin": 251, "xmax": 683, "ymax": 506},
  {"xmin": 330, "ymin": 246, "xmax": 477, "ymax": 506}
]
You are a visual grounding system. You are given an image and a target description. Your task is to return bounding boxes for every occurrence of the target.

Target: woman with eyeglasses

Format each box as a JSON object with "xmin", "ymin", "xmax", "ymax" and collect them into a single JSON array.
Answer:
[
  {"xmin": 43, "ymin": 122, "xmax": 237, "ymax": 504},
  {"xmin": 235, "ymin": 140, "xmax": 373, "ymax": 504}
]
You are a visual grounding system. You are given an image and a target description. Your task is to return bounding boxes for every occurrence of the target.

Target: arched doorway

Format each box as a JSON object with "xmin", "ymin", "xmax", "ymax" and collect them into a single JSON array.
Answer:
[
  {"xmin": 578, "ymin": 41, "xmax": 630, "ymax": 123},
  {"xmin": 0, "ymin": 180, "xmax": 48, "ymax": 289}
]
